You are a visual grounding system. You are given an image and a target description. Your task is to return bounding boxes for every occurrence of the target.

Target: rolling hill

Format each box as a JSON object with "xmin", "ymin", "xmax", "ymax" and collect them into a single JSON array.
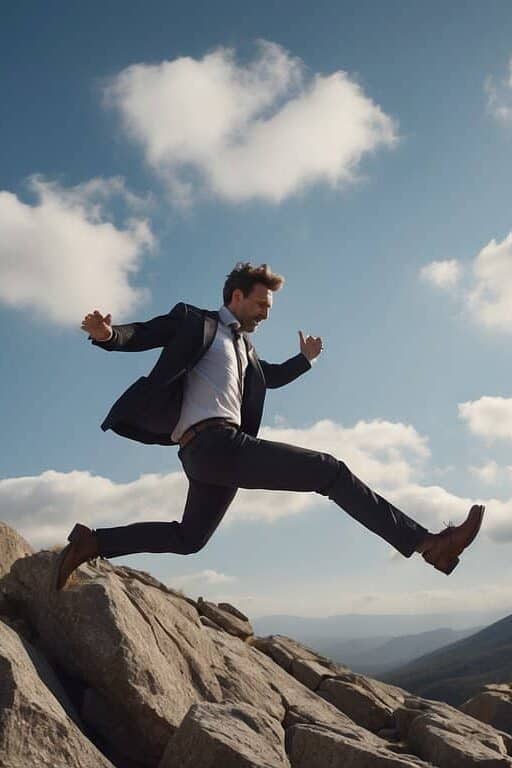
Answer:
[{"xmin": 382, "ymin": 613, "xmax": 512, "ymax": 705}]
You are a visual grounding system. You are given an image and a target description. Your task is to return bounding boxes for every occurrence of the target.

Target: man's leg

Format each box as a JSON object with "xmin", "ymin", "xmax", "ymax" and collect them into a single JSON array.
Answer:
[
  {"xmin": 55, "ymin": 478, "xmax": 237, "ymax": 589},
  {"xmin": 180, "ymin": 426, "xmax": 428, "ymax": 558},
  {"xmin": 95, "ymin": 481, "xmax": 238, "ymax": 557}
]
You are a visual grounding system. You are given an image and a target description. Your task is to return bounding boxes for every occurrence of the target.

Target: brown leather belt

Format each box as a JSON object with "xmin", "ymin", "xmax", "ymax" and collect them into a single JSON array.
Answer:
[{"xmin": 178, "ymin": 418, "xmax": 239, "ymax": 449}]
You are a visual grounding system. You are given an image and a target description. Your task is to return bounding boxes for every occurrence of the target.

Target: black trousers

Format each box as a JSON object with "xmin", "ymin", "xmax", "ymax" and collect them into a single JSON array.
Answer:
[{"xmin": 95, "ymin": 424, "xmax": 428, "ymax": 559}]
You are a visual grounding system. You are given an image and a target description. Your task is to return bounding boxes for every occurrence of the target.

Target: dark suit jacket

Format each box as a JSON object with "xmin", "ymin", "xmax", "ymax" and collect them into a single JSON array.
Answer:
[{"xmin": 92, "ymin": 302, "xmax": 312, "ymax": 445}]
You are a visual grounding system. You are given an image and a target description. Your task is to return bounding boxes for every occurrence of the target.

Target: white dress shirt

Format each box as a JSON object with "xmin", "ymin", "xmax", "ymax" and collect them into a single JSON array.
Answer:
[{"xmin": 170, "ymin": 305, "xmax": 248, "ymax": 441}]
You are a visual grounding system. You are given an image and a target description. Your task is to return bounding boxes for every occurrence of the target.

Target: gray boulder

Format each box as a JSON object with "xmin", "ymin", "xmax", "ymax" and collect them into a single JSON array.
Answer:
[
  {"xmin": 197, "ymin": 596, "xmax": 254, "ymax": 639},
  {"xmin": 396, "ymin": 695, "xmax": 512, "ymax": 766},
  {"xmin": 253, "ymin": 633, "xmax": 405, "ymax": 732},
  {"xmin": 286, "ymin": 724, "xmax": 431, "ymax": 768},
  {"xmin": 461, "ymin": 685, "xmax": 512, "ymax": 735},
  {"xmin": 159, "ymin": 702, "xmax": 289, "ymax": 768},
  {"xmin": 0, "ymin": 619, "xmax": 115, "ymax": 768},
  {"xmin": 1, "ymin": 551, "xmax": 224, "ymax": 765},
  {"xmin": 0, "ymin": 521, "xmax": 33, "ymax": 580},
  {"xmin": 317, "ymin": 672, "xmax": 406, "ymax": 732}
]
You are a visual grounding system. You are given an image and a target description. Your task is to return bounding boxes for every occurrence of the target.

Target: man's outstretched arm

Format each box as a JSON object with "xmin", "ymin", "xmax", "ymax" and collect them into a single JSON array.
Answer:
[
  {"xmin": 259, "ymin": 330, "xmax": 323, "ymax": 389},
  {"xmin": 81, "ymin": 303, "xmax": 188, "ymax": 352}
]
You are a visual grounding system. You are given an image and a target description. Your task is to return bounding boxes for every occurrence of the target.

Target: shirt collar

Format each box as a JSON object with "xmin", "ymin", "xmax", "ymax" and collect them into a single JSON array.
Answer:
[{"xmin": 219, "ymin": 305, "xmax": 241, "ymax": 331}]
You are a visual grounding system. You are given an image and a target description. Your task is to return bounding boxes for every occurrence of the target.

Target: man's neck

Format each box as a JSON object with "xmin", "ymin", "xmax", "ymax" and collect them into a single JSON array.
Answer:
[{"xmin": 220, "ymin": 304, "xmax": 241, "ymax": 328}]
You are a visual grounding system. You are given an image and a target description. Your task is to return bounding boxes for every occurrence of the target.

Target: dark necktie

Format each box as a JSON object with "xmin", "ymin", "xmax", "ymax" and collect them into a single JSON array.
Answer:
[{"xmin": 230, "ymin": 324, "xmax": 244, "ymax": 400}]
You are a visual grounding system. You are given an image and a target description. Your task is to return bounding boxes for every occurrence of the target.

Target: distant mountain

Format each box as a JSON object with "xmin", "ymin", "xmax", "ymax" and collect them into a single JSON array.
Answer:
[
  {"xmin": 382, "ymin": 613, "xmax": 512, "ymax": 705},
  {"xmin": 252, "ymin": 610, "xmax": 503, "ymax": 640},
  {"xmin": 309, "ymin": 627, "xmax": 479, "ymax": 675}
]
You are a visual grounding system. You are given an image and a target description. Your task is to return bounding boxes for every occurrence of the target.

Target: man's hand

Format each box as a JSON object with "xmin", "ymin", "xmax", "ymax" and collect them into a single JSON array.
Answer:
[
  {"xmin": 298, "ymin": 330, "xmax": 323, "ymax": 361},
  {"xmin": 81, "ymin": 310, "xmax": 112, "ymax": 341}
]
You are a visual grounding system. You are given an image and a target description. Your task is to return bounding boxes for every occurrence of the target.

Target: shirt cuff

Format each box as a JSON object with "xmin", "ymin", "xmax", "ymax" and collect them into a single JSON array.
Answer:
[{"xmin": 89, "ymin": 328, "xmax": 114, "ymax": 343}]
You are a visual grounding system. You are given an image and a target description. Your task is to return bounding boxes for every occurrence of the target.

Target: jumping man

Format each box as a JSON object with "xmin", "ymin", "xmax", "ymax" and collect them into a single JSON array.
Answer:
[{"xmin": 55, "ymin": 263, "xmax": 484, "ymax": 590}]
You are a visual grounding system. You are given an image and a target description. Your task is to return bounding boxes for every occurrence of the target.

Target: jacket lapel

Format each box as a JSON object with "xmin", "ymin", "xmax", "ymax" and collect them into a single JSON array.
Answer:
[{"xmin": 243, "ymin": 334, "xmax": 265, "ymax": 383}]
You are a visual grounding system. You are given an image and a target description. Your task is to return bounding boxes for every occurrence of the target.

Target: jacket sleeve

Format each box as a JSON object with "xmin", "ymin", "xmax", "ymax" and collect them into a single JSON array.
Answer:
[
  {"xmin": 259, "ymin": 352, "xmax": 312, "ymax": 389},
  {"xmin": 90, "ymin": 302, "xmax": 188, "ymax": 352}
]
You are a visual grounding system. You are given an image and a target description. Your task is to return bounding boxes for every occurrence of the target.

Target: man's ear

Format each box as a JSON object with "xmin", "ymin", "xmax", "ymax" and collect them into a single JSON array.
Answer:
[{"xmin": 231, "ymin": 288, "xmax": 243, "ymax": 305}]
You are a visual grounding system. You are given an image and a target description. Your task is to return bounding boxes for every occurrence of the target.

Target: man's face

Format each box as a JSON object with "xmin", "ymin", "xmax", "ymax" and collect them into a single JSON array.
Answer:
[{"xmin": 229, "ymin": 283, "xmax": 272, "ymax": 332}]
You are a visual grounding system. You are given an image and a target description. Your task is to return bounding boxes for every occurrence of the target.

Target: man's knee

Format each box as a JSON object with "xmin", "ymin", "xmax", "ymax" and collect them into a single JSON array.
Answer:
[
  {"xmin": 179, "ymin": 537, "xmax": 209, "ymax": 555},
  {"xmin": 316, "ymin": 453, "xmax": 346, "ymax": 496}
]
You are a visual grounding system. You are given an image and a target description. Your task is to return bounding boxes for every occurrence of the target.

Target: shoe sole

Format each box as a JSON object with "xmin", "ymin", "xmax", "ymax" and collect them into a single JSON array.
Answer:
[{"xmin": 465, "ymin": 504, "xmax": 485, "ymax": 548}]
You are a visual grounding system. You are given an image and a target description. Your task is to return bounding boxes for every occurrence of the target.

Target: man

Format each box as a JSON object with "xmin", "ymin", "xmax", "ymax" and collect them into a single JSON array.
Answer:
[{"xmin": 55, "ymin": 263, "xmax": 484, "ymax": 590}]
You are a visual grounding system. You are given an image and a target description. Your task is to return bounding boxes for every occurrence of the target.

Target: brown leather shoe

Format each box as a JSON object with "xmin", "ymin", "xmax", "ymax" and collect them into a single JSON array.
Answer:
[
  {"xmin": 54, "ymin": 523, "xmax": 101, "ymax": 591},
  {"xmin": 420, "ymin": 504, "xmax": 485, "ymax": 575}
]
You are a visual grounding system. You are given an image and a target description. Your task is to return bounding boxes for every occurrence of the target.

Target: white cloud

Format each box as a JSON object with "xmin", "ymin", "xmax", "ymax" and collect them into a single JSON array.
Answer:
[
  {"xmin": 388, "ymin": 482, "xmax": 484, "ymax": 534},
  {"xmin": 0, "ymin": 176, "xmax": 154, "ymax": 326},
  {"xmin": 260, "ymin": 417, "xmax": 430, "ymax": 491},
  {"xmin": 485, "ymin": 58, "xmax": 512, "ymax": 123},
  {"xmin": 421, "ymin": 233, "xmax": 512, "ymax": 334},
  {"xmin": 459, "ymin": 396, "xmax": 512, "ymax": 441},
  {"xmin": 467, "ymin": 233, "xmax": 512, "ymax": 332},
  {"xmin": 105, "ymin": 40, "xmax": 397, "ymax": 205},
  {"xmin": 420, "ymin": 259, "xmax": 462, "ymax": 290},
  {"xmin": 173, "ymin": 569, "xmax": 236, "ymax": 590},
  {"xmin": 470, "ymin": 460, "xmax": 500, "ymax": 484},
  {"xmin": 0, "ymin": 469, "xmax": 187, "ymax": 549}
]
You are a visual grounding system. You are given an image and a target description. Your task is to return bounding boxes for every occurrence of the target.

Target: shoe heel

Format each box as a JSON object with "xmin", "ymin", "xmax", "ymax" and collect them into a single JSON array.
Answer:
[
  {"xmin": 67, "ymin": 523, "xmax": 87, "ymax": 543},
  {"xmin": 441, "ymin": 556, "xmax": 459, "ymax": 575}
]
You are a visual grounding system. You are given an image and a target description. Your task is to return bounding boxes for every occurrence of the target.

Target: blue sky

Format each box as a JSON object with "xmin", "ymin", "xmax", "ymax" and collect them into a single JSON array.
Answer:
[{"xmin": 2, "ymin": 1, "xmax": 512, "ymax": 622}]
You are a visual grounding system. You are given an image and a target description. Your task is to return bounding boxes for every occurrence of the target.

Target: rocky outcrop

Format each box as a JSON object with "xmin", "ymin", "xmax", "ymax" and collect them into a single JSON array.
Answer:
[
  {"xmin": 252, "ymin": 633, "xmax": 406, "ymax": 731},
  {"xmin": 2, "ymin": 552, "xmax": 223, "ymax": 766},
  {"xmin": 395, "ymin": 695, "xmax": 512, "ymax": 766},
  {"xmin": 461, "ymin": 685, "xmax": 512, "ymax": 736},
  {"xmin": 0, "ymin": 522, "xmax": 33, "ymax": 580},
  {"xmin": 197, "ymin": 596, "xmax": 254, "ymax": 639},
  {"xmin": 1, "ymin": 524, "xmax": 512, "ymax": 768},
  {"xmin": 0, "ymin": 620, "xmax": 115, "ymax": 768}
]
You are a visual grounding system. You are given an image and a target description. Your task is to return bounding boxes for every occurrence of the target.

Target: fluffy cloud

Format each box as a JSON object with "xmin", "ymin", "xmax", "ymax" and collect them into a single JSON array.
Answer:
[
  {"xmin": 467, "ymin": 234, "xmax": 512, "ymax": 332},
  {"xmin": 420, "ymin": 259, "xmax": 462, "ymax": 290},
  {"xmin": 470, "ymin": 460, "xmax": 501, "ymax": 484},
  {"xmin": 459, "ymin": 396, "xmax": 512, "ymax": 440},
  {"xmin": 0, "ymin": 469, "xmax": 187, "ymax": 549},
  {"xmin": 0, "ymin": 176, "xmax": 153, "ymax": 326},
  {"xmin": 105, "ymin": 40, "xmax": 397, "ymax": 205},
  {"xmin": 485, "ymin": 58, "xmax": 512, "ymax": 123},
  {"xmin": 260, "ymin": 417, "xmax": 429, "ymax": 491},
  {"xmin": 421, "ymin": 233, "xmax": 512, "ymax": 333}
]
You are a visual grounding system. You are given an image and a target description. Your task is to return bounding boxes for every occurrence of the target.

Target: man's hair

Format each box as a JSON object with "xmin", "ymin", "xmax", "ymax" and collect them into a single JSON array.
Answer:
[{"xmin": 223, "ymin": 262, "xmax": 285, "ymax": 304}]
